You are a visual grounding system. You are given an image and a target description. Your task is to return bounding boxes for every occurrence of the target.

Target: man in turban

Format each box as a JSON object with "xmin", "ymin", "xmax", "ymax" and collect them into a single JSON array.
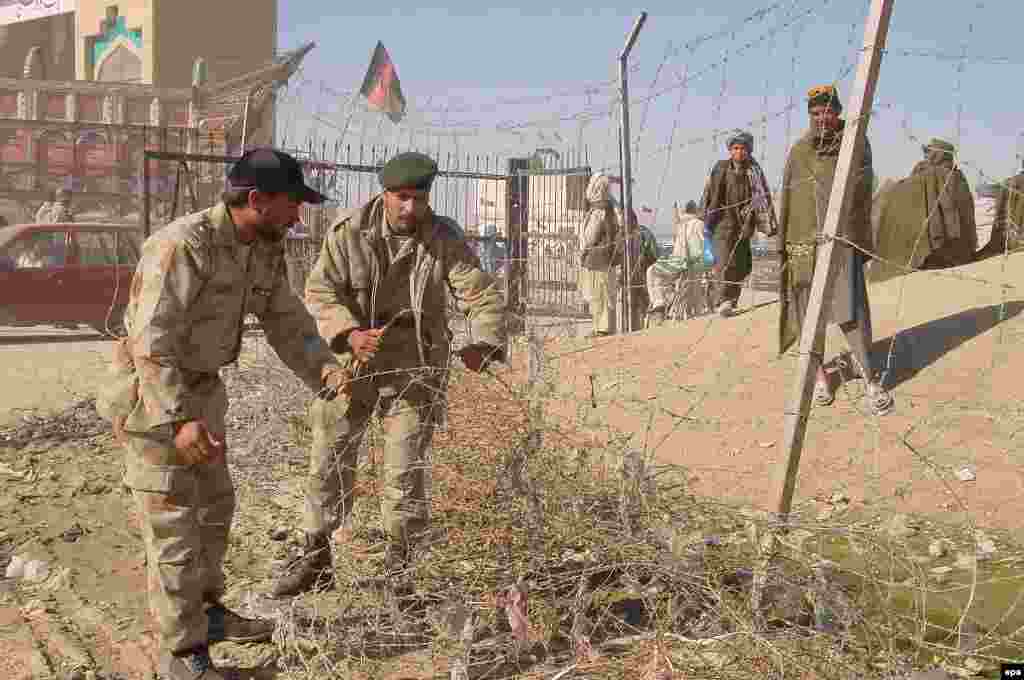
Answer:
[
  {"xmin": 977, "ymin": 160, "xmax": 1024, "ymax": 259},
  {"xmin": 620, "ymin": 208, "xmax": 660, "ymax": 330},
  {"xmin": 646, "ymin": 200, "xmax": 708, "ymax": 324},
  {"xmin": 874, "ymin": 139, "xmax": 979, "ymax": 279},
  {"xmin": 700, "ymin": 130, "xmax": 777, "ymax": 317},
  {"xmin": 578, "ymin": 173, "xmax": 622, "ymax": 336},
  {"xmin": 778, "ymin": 84, "xmax": 893, "ymax": 416},
  {"xmin": 910, "ymin": 139, "xmax": 977, "ymax": 268}
]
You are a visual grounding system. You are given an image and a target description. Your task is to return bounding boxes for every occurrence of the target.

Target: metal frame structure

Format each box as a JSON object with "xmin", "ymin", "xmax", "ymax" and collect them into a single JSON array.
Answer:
[{"xmin": 142, "ymin": 148, "xmax": 594, "ymax": 322}]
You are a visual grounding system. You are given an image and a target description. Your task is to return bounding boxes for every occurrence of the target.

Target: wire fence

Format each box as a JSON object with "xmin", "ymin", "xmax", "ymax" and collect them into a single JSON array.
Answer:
[{"xmin": 3, "ymin": 1, "xmax": 1024, "ymax": 679}]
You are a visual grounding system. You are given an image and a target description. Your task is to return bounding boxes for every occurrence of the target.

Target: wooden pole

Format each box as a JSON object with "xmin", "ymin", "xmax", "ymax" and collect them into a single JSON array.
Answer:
[
  {"xmin": 750, "ymin": 0, "xmax": 894, "ymax": 630},
  {"xmin": 772, "ymin": 0, "xmax": 894, "ymax": 525}
]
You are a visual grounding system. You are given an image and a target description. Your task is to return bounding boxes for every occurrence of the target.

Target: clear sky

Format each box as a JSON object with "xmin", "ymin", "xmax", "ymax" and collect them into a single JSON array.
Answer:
[{"xmin": 277, "ymin": 0, "xmax": 1024, "ymax": 237}]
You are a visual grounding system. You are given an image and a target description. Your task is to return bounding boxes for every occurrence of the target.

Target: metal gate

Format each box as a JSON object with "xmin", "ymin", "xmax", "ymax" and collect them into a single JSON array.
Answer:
[
  {"xmin": 142, "ymin": 145, "xmax": 592, "ymax": 321},
  {"xmin": 511, "ymin": 162, "xmax": 592, "ymax": 318}
]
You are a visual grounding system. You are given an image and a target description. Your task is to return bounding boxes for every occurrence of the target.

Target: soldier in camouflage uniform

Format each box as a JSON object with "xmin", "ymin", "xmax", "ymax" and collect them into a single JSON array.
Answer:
[
  {"xmin": 271, "ymin": 152, "xmax": 506, "ymax": 598},
  {"xmin": 96, "ymin": 149, "xmax": 348, "ymax": 680}
]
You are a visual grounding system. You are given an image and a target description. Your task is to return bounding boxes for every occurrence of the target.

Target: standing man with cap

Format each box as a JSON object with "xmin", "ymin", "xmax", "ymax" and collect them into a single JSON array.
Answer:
[
  {"xmin": 910, "ymin": 138, "xmax": 977, "ymax": 268},
  {"xmin": 270, "ymin": 151, "xmax": 506, "ymax": 597},
  {"xmin": 96, "ymin": 148, "xmax": 349, "ymax": 680},
  {"xmin": 778, "ymin": 85, "xmax": 893, "ymax": 415},
  {"xmin": 700, "ymin": 130, "xmax": 777, "ymax": 317}
]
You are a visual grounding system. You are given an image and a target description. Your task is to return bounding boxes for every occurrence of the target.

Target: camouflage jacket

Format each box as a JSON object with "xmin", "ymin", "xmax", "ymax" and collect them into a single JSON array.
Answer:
[
  {"xmin": 116, "ymin": 203, "xmax": 339, "ymax": 432},
  {"xmin": 305, "ymin": 194, "xmax": 506, "ymax": 374}
]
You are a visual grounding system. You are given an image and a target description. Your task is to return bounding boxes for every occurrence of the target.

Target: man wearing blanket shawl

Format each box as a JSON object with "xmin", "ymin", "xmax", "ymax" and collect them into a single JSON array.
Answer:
[{"xmin": 700, "ymin": 130, "xmax": 778, "ymax": 318}]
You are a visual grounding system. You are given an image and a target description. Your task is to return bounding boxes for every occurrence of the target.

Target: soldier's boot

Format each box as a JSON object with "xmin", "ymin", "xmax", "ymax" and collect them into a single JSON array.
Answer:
[
  {"xmin": 159, "ymin": 646, "xmax": 224, "ymax": 680},
  {"xmin": 206, "ymin": 602, "xmax": 275, "ymax": 644},
  {"xmin": 270, "ymin": 533, "xmax": 335, "ymax": 598}
]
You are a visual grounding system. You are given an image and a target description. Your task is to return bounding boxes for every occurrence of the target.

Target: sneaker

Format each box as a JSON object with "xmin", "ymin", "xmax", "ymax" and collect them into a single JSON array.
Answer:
[
  {"xmin": 717, "ymin": 301, "xmax": 736, "ymax": 318},
  {"xmin": 270, "ymin": 533, "xmax": 335, "ymax": 598},
  {"xmin": 647, "ymin": 307, "xmax": 666, "ymax": 327},
  {"xmin": 865, "ymin": 381, "xmax": 894, "ymax": 416},
  {"xmin": 159, "ymin": 647, "xmax": 224, "ymax": 680},
  {"xmin": 206, "ymin": 603, "xmax": 274, "ymax": 644}
]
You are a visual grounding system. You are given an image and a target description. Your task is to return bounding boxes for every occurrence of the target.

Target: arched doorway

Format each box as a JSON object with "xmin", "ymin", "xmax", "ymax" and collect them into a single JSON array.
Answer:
[{"xmin": 96, "ymin": 44, "xmax": 142, "ymax": 83}]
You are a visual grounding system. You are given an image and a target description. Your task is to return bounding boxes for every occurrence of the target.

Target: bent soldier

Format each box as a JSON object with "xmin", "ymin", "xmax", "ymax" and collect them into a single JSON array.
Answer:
[{"xmin": 271, "ymin": 152, "xmax": 506, "ymax": 597}]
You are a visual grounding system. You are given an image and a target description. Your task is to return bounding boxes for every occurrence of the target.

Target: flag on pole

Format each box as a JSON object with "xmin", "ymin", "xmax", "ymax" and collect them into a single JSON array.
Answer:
[{"xmin": 359, "ymin": 41, "xmax": 407, "ymax": 124}]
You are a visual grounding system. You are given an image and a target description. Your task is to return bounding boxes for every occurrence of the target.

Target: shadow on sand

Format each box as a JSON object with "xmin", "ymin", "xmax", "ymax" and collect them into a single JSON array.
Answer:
[{"xmin": 871, "ymin": 301, "xmax": 1024, "ymax": 388}]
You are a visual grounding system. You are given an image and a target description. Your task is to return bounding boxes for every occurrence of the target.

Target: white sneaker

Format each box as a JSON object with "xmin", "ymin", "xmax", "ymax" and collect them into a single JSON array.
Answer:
[{"xmin": 717, "ymin": 301, "xmax": 736, "ymax": 318}]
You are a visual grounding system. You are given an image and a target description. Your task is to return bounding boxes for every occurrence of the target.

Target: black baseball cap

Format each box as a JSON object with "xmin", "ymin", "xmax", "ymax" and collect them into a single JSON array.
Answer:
[{"xmin": 227, "ymin": 148, "xmax": 328, "ymax": 204}]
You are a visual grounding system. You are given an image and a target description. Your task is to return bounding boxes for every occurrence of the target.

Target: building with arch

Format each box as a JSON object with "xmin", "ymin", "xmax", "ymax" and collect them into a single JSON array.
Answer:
[{"xmin": 0, "ymin": 1, "xmax": 305, "ymax": 225}]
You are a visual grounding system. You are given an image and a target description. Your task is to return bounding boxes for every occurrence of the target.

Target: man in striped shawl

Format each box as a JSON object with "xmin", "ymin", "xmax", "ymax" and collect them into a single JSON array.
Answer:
[
  {"xmin": 778, "ymin": 84, "xmax": 893, "ymax": 415},
  {"xmin": 701, "ymin": 130, "xmax": 777, "ymax": 317}
]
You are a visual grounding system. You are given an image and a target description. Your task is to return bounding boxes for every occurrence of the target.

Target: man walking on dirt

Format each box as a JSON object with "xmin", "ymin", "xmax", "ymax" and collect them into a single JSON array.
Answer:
[
  {"xmin": 270, "ymin": 151, "xmax": 506, "ymax": 598},
  {"xmin": 96, "ymin": 149, "xmax": 348, "ymax": 680},
  {"xmin": 701, "ymin": 130, "xmax": 777, "ymax": 318}
]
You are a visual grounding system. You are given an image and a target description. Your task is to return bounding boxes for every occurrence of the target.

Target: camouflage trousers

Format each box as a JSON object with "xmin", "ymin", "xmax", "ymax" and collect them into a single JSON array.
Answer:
[
  {"xmin": 121, "ymin": 376, "xmax": 232, "ymax": 655},
  {"xmin": 305, "ymin": 369, "xmax": 442, "ymax": 549}
]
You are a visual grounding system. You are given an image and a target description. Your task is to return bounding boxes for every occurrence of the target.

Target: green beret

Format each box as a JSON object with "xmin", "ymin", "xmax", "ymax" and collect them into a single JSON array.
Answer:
[{"xmin": 379, "ymin": 152, "xmax": 438, "ymax": 191}]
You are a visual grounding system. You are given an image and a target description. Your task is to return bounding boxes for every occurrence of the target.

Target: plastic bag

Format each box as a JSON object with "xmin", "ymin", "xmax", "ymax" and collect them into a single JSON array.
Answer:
[{"xmin": 702, "ymin": 224, "xmax": 716, "ymax": 267}]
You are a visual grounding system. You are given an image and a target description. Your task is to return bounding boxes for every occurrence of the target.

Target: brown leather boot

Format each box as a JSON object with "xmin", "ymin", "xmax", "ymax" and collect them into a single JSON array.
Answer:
[
  {"xmin": 206, "ymin": 602, "xmax": 275, "ymax": 644},
  {"xmin": 270, "ymin": 533, "xmax": 335, "ymax": 598}
]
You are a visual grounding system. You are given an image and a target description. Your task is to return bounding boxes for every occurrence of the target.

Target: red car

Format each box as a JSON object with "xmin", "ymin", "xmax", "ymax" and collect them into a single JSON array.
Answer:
[{"xmin": 0, "ymin": 222, "xmax": 141, "ymax": 335}]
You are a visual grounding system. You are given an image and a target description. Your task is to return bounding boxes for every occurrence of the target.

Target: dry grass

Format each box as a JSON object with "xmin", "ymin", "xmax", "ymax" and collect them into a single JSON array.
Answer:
[
  {"xmin": 1, "ymin": 330, "xmax": 1021, "ymax": 679},
  {"xmin": 209, "ymin": 333, "xmax": 1024, "ymax": 679}
]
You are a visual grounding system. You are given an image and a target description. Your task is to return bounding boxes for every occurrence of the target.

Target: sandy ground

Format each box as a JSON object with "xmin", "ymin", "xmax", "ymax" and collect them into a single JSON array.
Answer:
[
  {"xmin": 544, "ymin": 251, "xmax": 1024, "ymax": 540},
  {"xmin": 0, "ymin": 327, "xmax": 114, "ymax": 427}
]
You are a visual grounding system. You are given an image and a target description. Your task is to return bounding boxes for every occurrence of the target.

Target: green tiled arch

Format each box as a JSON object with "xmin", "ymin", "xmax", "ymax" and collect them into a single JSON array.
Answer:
[{"xmin": 92, "ymin": 15, "xmax": 143, "ymax": 67}]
